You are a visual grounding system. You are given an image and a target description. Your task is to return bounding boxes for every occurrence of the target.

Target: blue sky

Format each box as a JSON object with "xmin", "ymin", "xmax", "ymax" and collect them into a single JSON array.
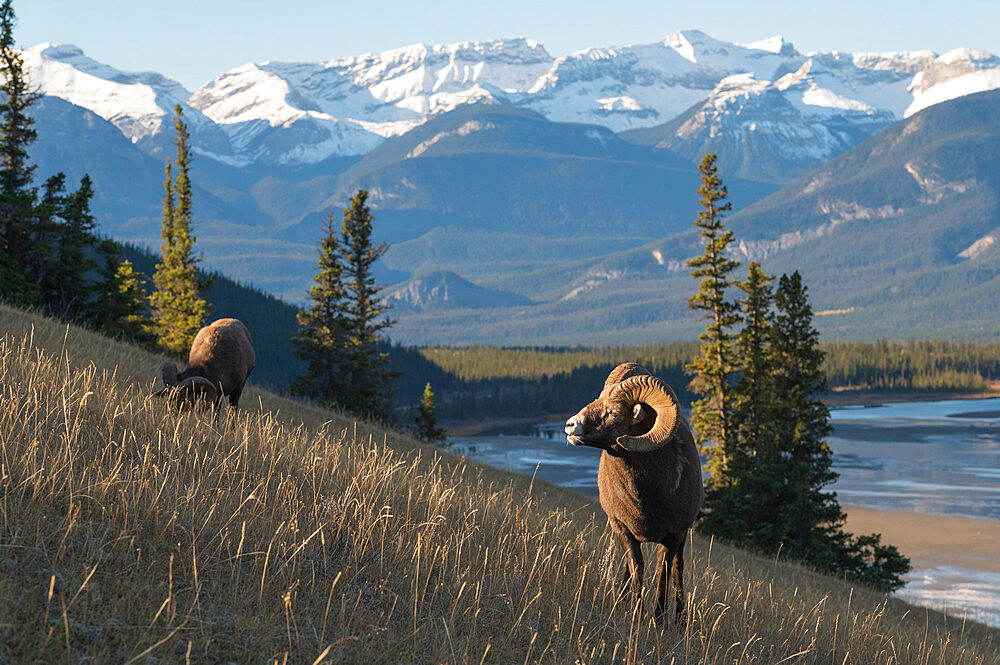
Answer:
[{"xmin": 19, "ymin": 0, "xmax": 1000, "ymax": 91}]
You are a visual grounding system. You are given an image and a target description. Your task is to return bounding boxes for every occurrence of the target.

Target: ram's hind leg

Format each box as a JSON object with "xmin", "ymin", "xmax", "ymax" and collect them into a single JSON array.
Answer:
[
  {"xmin": 671, "ymin": 531, "xmax": 688, "ymax": 625},
  {"xmin": 226, "ymin": 385, "xmax": 244, "ymax": 429}
]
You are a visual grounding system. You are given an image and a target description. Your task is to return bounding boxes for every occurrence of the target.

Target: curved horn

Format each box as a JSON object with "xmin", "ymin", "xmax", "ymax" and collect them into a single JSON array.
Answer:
[
  {"xmin": 178, "ymin": 376, "xmax": 220, "ymax": 404},
  {"xmin": 161, "ymin": 362, "xmax": 180, "ymax": 387},
  {"xmin": 609, "ymin": 375, "xmax": 679, "ymax": 453}
]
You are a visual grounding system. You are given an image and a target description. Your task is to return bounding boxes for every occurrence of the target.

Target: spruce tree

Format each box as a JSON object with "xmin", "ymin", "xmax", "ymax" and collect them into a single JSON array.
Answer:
[
  {"xmin": 340, "ymin": 189, "xmax": 395, "ymax": 420},
  {"xmin": 291, "ymin": 212, "xmax": 351, "ymax": 408},
  {"xmin": 149, "ymin": 106, "xmax": 207, "ymax": 354},
  {"xmin": 35, "ymin": 174, "xmax": 99, "ymax": 318},
  {"xmin": 686, "ymin": 153, "xmax": 741, "ymax": 480},
  {"xmin": 700, "ymin": 261, "xmax": 776, "ymax": 541},
  {"xmin": 414, "ymin": 382, "xmax": 447, "ymax": 444},
  {"xmin": 767, "ymin": 271, "xmax": 909, "ymax": 590},
  {"xmin": 0, "ymin": 0, "xmax": 39, "ymax": 302},
  {"xmin": 769, "ymin": 271, "xmax": 842, "ymax": 560}
]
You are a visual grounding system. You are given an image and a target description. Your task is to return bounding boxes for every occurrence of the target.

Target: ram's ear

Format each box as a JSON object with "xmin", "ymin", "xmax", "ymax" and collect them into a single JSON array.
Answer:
[{"xmin": 630, "ymin": 402, "xmax": 647, "ymax": 425}]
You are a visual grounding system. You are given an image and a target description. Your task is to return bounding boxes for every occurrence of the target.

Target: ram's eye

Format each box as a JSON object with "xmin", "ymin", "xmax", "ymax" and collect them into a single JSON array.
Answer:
[{"xmin": 609, "ymin": 410, "xmax": 619, "ymax": 418}]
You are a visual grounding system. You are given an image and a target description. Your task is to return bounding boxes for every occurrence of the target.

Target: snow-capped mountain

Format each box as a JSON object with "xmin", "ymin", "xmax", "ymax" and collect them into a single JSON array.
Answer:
[
  {"xmin": 188, "ymin": 38, "xmax": 554, "ymax": 164},
  {"xmin": 23, "ymin": 31, "xmax": 1000, "ymax": 173},
  {"xmin": 24, "ymin": 43, "xmax": 234, "ymax": 158}
]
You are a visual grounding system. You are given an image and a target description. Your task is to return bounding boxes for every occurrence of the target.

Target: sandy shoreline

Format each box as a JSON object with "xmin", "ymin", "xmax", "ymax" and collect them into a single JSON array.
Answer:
[{"xmin": 844, "ymin": 505, "xmax": 1000, "ymax": 573}]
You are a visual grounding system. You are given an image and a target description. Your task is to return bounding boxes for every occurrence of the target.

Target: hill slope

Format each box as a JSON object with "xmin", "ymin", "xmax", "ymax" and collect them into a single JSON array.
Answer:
[{"xmin": 1, "ymin": 304, "xmax": 998, "ymax": 662}]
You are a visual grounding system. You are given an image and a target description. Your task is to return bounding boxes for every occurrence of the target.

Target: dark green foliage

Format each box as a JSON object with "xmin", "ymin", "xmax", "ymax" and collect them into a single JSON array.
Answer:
[
  {"xmin": 32, "ymin": 173, "xmax": 101, "ymax": 317},
  {"xmin": 822, "ymin": 339, "xmax": 999, "ymax": 391},
  {"xmin": 686, "ymin": 153, "xmax": 741, "ymax": 478},
  {"xmin": 769, "ymin": 272, "xmax": 841, "ymax": 551},
  {"xmin": 149, "ymin": 106, "xmax": 207, "ymax": 354},
  {"xmin": 0, "ymin": 0, "xmax": 38, "ymax": 302},
  {"xmin": 414, "ymin": 382, "xmax": 447, "ymax": 444},
  {"xmin": 291, "ymin": 213, "xmax": 351, "ymax": 408},
  {"xmin": 339, "ymin": 190, "xmax": 396, "ymax": 420},
  {"xmin": 699, "ymin": 261, "xmax": 777, "ymax": 541},
  {"xmin": 293, "ymin": 192, "xmax": 397, "ymax": 419},
  {"xmin": 390, "ymin": 343, "xmax": 700, "ymax": 424},
  {"xmin": 765, "ymin": 272, "xmax": 909, "ymax": 591},
  {"xmin": 835, "ymin": 533, "xmax": 912, "ymax": 592}
]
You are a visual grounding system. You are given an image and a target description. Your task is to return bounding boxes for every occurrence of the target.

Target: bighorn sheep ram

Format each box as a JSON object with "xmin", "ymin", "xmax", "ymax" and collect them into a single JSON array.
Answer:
[
  {"xmin": 154, "ymin": 318, "xmax": 255, "ymax": 423},
  {"xmin": 564, "ymin": 362, "xmax": 703, "ymax": 625}
]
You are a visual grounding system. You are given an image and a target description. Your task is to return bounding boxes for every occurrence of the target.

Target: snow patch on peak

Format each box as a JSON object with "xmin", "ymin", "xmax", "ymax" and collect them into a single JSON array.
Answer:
[
  {"xmin": 738, "ymin": 35, "xmax": 787, "ymax": 54},
  {"xmin": 663, "ymin": 31, "xmax": 698, "ymax": 63},
  {"xmin": 718, "ymin": 72, "xmax": 769, "ymax": 92},
  {"xmin": 906, "ymin": 67, "xmax": 1000, "ymax": 117},
  {"xmin": 596, "ymin": 95, "xmax": 644, "ymax": 111},
  {"xmin": 939, "ymin": 48, "xmax": 996, "ymax": 65}
]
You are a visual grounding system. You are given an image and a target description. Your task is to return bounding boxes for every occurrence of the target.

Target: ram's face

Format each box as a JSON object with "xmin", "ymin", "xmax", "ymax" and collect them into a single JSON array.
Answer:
[
  {"xmin": 152, "ymin": 380, "xmax": 218, "ymax": 412},
  {"xmin": 565, "ymin": 398, "xmax": 645, "ymax": 451}
]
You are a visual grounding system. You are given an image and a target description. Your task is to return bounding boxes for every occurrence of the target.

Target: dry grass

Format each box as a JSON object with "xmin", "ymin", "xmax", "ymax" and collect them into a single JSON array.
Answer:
[{"xmin": 0, "ymin": 303, "xmax": 997, "ymax": 664}]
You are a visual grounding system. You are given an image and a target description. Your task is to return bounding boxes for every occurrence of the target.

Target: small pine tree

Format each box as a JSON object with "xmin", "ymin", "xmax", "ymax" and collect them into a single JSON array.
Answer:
[
  {"xmin": 291, "ymin": 213, "xmax": 351, "ymax": 408},
  {"xmin": 92, "ymin": 239, "xmax": 155, "ymax": 345},
  {"xmin": 149, "ymin": 106, "xmax": 207, "ymax": 354},
  {"xmin": 686, "ymin": 153, "xmax": 741, "ymax": 480},
  {"xmin": 0, "ymin": 0, "xmax": 40, "ymax": 303},
  {"xmin": 414, "ymin": 382, "xmax": 447, "ymax": 444},
  {"xmin": 340, "ymin": 190, "xmax": 396, "ymax": 420}
]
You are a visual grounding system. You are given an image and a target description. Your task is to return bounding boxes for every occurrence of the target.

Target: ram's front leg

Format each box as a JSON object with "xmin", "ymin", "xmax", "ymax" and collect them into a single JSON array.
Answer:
[{"xmin": 612, "ymin": 524, "xmax": 644, "ymax": 615}]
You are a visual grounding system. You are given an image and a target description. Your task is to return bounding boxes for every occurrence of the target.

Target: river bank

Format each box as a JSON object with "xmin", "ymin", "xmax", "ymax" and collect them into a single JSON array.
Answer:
[{"xmin": 844, "ymin": 506, "xmax": 1000, "ymax": 627}]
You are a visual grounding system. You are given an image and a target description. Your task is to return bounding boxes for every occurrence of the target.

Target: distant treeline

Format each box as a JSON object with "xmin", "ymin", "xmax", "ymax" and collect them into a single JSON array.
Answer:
[
  {"xmin": 401, "ymin": 340, "xmax": 1000, "ymax": 424},
  {"xmin": 823, "ymin": 340, "xmax": 999, "ymax": 391}
]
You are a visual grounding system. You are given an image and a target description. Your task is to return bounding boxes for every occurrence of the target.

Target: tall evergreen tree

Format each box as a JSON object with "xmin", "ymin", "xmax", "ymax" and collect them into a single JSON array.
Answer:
[
  {"xmin": 149, "ymin": 106, "xmax": 207, "ymax": 354},
  {"xmin": 700, "ymin": 261, "xmax": 777, "ymax": 540},
  {"xmin": 769, "ymin": 272, "xmax": 908, "ymax": 590},
  {"xmin": 34, "ymin": 174, "xmax": 99, "ymax": 317},
  {"xmin": 340, "ymin": 189, "xmax": 395, "ymax": 420},
  {"xmin": 291, "ymin": 212, "xmax": 351, "ymax": 408},
  {"xmin": 686, "ymin": 153, "xmax": 741, "ymax": 479},
  {"xmin": 0, "ymin": 0, "xmax": 39, "ymax": 302},
  {"xmin": 768, "ymin": 271, "xmax": 845, "ymax": 561},
  {"xmin": 414, "ymin": 382, "xmax": 447, "ymax": 444}
]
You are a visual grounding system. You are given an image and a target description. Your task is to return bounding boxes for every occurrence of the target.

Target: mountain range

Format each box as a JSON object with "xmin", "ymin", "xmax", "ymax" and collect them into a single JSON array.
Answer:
[{"xmin": 18, "ymin": 32, "xmax": 1000, "ymax": 344}]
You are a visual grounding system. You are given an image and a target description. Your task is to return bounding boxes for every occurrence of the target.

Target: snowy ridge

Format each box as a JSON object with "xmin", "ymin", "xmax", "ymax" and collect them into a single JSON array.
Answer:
[
  {"xmin": 22, "ymin": 31, "xmax": 1000, "ymax": 167},
  {"xmin": 24, "ymin": 43, "xmax": 192, "ymax": 142}
]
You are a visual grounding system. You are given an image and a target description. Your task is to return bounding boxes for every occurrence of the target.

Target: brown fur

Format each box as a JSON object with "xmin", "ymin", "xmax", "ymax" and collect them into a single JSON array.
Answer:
[
  {"xmin": 156, "ymin": 318, "xmax": 255, "ymax": 423},
  {"xmin": 565, "ymin": 362, "xmax": 704, "ymax": 625}
]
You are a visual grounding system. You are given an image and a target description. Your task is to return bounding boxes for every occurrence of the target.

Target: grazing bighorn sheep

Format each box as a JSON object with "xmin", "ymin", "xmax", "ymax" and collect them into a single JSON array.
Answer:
[
  {"xmin": 153, "ymin": 318, "xmax": 255, "ymax": 423},
  {"xmin": 565, "ymin": 362, "xmax": 703, "ymax": 625}
]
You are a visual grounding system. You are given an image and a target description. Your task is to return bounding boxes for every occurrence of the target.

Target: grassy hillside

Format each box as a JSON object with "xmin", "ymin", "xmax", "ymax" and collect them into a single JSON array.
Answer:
[{"xmin": 1, "ymin": 303, "xmax": 997, "ymax": 663}]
